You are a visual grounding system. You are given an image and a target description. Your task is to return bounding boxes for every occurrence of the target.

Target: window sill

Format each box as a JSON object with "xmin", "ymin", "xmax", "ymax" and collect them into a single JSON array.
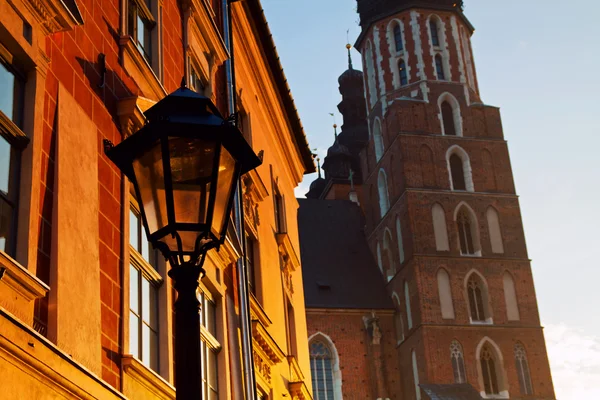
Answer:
[
  {"xmin": 122, "ymin": 355, "xmax": 175, "ymax": 399},
  {"xmin": 469, "ymin": 318, "xmax": 493, "ymax": 326},
  {"xmin": 0, "ymin": 251, "xmax": 49, "ymax": 326},
  {"xmin": 0, "ymin": 111, "xmax": 29, "ymax": 149},
  {"xmin": 460, "ymin": 251, "xmax": 482, "ymax": 258},
  {"xmin": 480, "ymin": 391, "xmax": 509, "ymax": 399},
  {"xmin": 120, "ymin": 36, "xmax": 167, "ymax": 101}
]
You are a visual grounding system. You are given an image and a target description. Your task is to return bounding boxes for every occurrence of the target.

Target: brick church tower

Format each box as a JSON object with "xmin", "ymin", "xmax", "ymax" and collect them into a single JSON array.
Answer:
[{"xmin": 300, "ymin": 1, "xmax": 556, "ymax": 399}]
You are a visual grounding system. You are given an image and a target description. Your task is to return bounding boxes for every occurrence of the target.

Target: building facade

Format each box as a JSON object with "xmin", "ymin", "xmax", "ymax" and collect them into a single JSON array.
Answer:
[
  {"xmin": 301, "ymin": 1, "xmax": 556, "ymax": 399},
  {"xmin": 0, "ymin": 0, "xmax": 314, "ymax": 398}
]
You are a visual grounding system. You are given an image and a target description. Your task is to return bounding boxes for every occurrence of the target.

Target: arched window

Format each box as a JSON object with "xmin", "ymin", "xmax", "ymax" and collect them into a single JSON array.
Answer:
[
  {"xmin": 309, "ymin": 334, "xmax": 342, "ymax": 400},
  {"xmin": 437, "ymin": 269, "xmax": 454, "ymax": 319},
  {"xmin": 435, "ymin": 54, "xmax": 445, "ymax": 80},
  {"xmin": 394, "ymin": 24, "xmax": 404, "ymax": 52},
  {"xmin": 441, "ymin": 101, "xmax": 456, "ymax": 136},
  {"xmin": 467, "ymin": 272, "xmax": 490, "ymax": 323},
  {"xmin": 455, "ymin": 204, "xmax": 480, "ymax": 256},
  {"xmin": 503, "ymin": 272, "xmax": 520, "ymax": 321},
  {"xmin": 412, "ymin": 350, "xmax": 421, "ymax": 400},
  {"xmin": 365, "ymin": 40, "xmax": 378, "ymax": 107},
  {"xmin": 399, "ymin": 59, "xmax": 408, "ymax": 86},
  {"xmin": 487, "ymin": 207, "xmax": 504, "ymax": 254},
  {"xmin": 480, "ymin": 344, "xmax": 500, "ymax": 395},
  {"xmin": 383, "ymin": 229, "xmax": 395, "ymax": 281},
  {"xmin": 446, "ymin": 146, "xmax": 474, "ymax": 192},
  {"xmin": 373, "ymin": 119, "xmax": 384, "ymax": 161},
  {"xmin": 405, "ymin": 281, "xmax": 413, "ymax": 330},
  {"xmin": 515, "ymin": 343, "xmax": 533, "ymax": 395},
  {"xmin": 432, "ymin": 203, "xmax": 449, "ymax": 251},
  {"xmin": 430, "ymin": 19, "xmax": 440, "ymax": 46},
  {"xmin": 392, "ymin": 293, "xmax": 405, "ymax": 344},
  {"xmin": 378, "ymin": 169, "xmax": 390, "ymax": 217},
  {"xmin": 450, "ymin": 341, "xmax": 467, "ymax": 383},
  {"xmin": 396, "ymin": 216, "xmax": 405, "ymax": 264},
  {"xmin": 376, "ymin": 242, "xmax": 383, "ymax": 275}
]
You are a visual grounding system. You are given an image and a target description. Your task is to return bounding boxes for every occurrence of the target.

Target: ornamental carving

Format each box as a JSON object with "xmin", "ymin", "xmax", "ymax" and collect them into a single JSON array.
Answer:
[
  {"xmin": 281, "ymin": 256, "xmax": 294, "ymax": 295},
  {"xmin": 253, "ymin": 350, "xmax": 272, "ymax": 383}
]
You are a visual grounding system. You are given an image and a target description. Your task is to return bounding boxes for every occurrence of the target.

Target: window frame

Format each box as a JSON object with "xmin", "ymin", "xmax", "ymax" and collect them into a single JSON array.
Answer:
[
  {"xmin": 310, "ymin": 340, "xmax": 336, "ymax": 400},
  {"xmin": 393, "ymin": 24, "xmax": 404, "ymax": 52},
  {"xmin": 273, "ymin": 184, "xmax": 286, "ymax": 234},
  {"xmin": 435, "ymin": 54, "xmax": 446, "ymax": 80},
  {"xmin": 128, "ymin": 0, "xmax": 156, "ymax": 62},
  {"xmin": 430, "ymin": 19, "xmax": 440, "ymax": 47},
  {"xmin": 450, "ymin": 340, "xmax": 467, "ymax": 384},
  {"xmin": 514, "ymin": 343, "xmax": 533, "ymax": 395},
  {"xmin": 398, "ymin": 59, "xmax": 408, "ymax": 86},
  {"xmin": 198, "ymin": 286, "xmax": 221, "ymax": 399}
]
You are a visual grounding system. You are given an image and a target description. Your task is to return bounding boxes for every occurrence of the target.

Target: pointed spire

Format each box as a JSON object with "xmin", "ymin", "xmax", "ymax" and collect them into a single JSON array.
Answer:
[
  {"xmin": 346, "ymin": 43, "xmax": 353, "ymax": 70},
  {"xmin": 317, "ymin": 156, "xmax": 322, "ymax": 178},
  {"xmin": 333, "ymin": 124, "xmax": 338, "ymax": 140}
]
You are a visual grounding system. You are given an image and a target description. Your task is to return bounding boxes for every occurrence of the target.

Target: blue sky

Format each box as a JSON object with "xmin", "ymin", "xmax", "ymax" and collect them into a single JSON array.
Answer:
[{"xmin": 261, "ymin": 0, "xmax": 600, "ymax": 397}]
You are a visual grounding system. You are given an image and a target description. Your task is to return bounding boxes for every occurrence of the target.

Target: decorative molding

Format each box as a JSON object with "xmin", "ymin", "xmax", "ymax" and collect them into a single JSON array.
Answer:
[
  {"xmin": 0, "ymin": 251, "xmax": 49, "ymax": 325},
  {"xmin": 188, "ymin": 0, "xmax": 229, "ymax": 67},
  {"xmin": 242, "ymin": 170, "xmax": 268, "ymax": 236},
  {"xmin": 251, "ymin": 320, "xmax": 285, "ymax": 365},
  {"xmin": 120, "ymin": 36, "xmax": 167, "ymax": 101},
  {"xmin": 122, "ymin": 355, "xmax": 176, "ymax": 399},
  {"xmin": 289, "ymin": 381, "xmax": 312, "ymax": 400},
  {"xmin": 250, "ymin": 294, "xmax": 272, "ymax": 328},
  {"xmin": 23, "ymin": 0, "xmax": 83, "ymax": 35},
  {"xmin": 288, "ymin": 355, "xmax": 305, "ymax": 383},
  {"xmin": 276, "ymin": 232, "xmax": 300, "ymax": 272},
  {"xmin": 253, "ymin": 349, "xmax": 272, "ymax": 384},
  {"xmin": 117, "ymin": 96, "xmax": 155, "ymax": 137}
]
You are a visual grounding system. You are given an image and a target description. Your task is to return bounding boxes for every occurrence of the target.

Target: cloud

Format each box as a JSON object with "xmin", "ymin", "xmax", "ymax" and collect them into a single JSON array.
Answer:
[{"xmin": 545, "ymin": 323, "xmax": 600, "ymax": 399}]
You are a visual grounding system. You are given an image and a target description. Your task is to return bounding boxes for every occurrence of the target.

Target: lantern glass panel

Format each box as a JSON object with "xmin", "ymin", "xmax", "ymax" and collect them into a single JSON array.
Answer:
[
  {"xmin": 132, "ymin": 141, "xmax": 168, "ymax": 235},
  {"xmin": 211, "ymin": 147, "xmax": 237, "ymax": 237},
  {"xmin": 168, "ymin": 136, "xmax": 216, "ymax": 226}
]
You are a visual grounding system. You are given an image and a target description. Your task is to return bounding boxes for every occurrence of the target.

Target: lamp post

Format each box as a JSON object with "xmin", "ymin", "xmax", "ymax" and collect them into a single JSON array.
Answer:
[{"xmin": 104, "ymin": 86, "xmax": 261, "ymax": 399}]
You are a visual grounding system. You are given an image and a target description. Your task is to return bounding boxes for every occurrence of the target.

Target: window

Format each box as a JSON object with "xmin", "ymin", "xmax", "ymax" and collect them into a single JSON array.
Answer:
[
  {"xmin": 430, "ymin": 19, "xmax": 440, "ymax": 46},
  {"xmin": 310, "ymin": 340, "xmax": 335, "ymax": 400},
  {"xmin": 467, "ymin": 273, "xmax": 489, "ymax": 323},
  {"xmin": 450, "ymin": 154, "xmax": 466, "ymax": 190},
  {"xmin": 412, "ymin": 350, "xmax": 421, "ymax": 400},
  {"xmin": 396, "ymin": 217, "xmax": 405, "ymax": 265},
  {"xmin": 404, "ymin": 281, "xmax": 413, "ymax": 330},
  {"xmin": 435, "ymin": 54, "xmax": 445, "ymax": 80},
  {"xmin": 199, "ymin": 289, "xmax": 220, "ymax": 399},
  {"xmin": 373, "ymin": 119, "xmax": 384, "ymax": 161},
  {"xmin": 365, "ymin": 41, "xmax": 378, "ymax": 107},
  {"xmin": 399, "ymin": 59, "xmax": 408, "ymax": 86},
  {"xmin": 456, "ymin": 205, "xmax": 479, "ymax": 256},
  {"xmin": 274, "ymin": 186, "xmax": 286, "ymax": 233},
  {"xmin": 487, "ymin": 207, "xmax": 504, "ymax": 254},
  {"xmin": 129, "ymin": 206, "xmax": 160, "ymax": 371},
  {"xmin": 383, "ymin": 229, "xmax": 395, "ymax": 281},
  {"xmin": 128, "ymin": 0, "xmax": 156, "ymax": 62},
  {"xmin": 0, "ymin": 58, "xmax": 25, "ymax": 255},
  {"xmin": 245, "ymin": 231, "xmax": 258, "ymax": 295},
  {"xmin": 437, "ymin": 269, "xmax": 455, "ymax": 319},
  {"xmin": 392, "ymin": 293, "xmax": 405, "ymax": 344},
  {"xmin": 432, "ymin": 204, "xmax": 449, "ymax": 251},
  {"xmin": 480, "ymin": 345, "xmax": 500, "ymax": 395},
  {"xmin": 376, "ymin": 242, "xmax": 383, "ymax": 275},
  {"xmin": 394, "ymin": 24, "xmax": 404, "ymax": 52},
  {"xmin": 515, "ymin": 343, "xmax": 533, "ymax": 395},
  {"xmin": 189, "ymin": 62, "xmax": 206, "ymax": 94},
  {"xmin": 377, "ymin": 169, "xmax": 390, "ymax": 218},
  {"xmin": 451, "ymin": 341, "xmax": 467, "ymax": 383},
  {"xmin": 441, "ymin": 101, "xmax": 456, "ymax": 136},
  {"xmin": 503, "ymin": 272, "xmax": 520, "ymax": 321},
  {"xmin": 285, "ymin": 298, "xmax": 297, "ymax": 357}
]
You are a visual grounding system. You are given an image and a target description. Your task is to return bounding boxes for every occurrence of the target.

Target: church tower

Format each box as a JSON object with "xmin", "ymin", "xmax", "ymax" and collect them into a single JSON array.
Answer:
[{"xmin": 353, "ymin": 0, "xmax": 556, "ymax": 399}]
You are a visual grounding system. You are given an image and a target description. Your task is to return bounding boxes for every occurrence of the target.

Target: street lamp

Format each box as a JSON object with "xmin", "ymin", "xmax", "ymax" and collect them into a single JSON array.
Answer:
[{"xmin": 104, "ymin": 86, "xmax": 261, "ymax": 399}]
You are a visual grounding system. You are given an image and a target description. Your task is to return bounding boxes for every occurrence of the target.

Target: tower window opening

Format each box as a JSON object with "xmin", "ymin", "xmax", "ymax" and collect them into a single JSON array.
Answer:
[
  {"xmin": 441, "ymin": 101, "xmax": 456, "ymax": 136},
  {"xmin": 467, "ymin": 275, "xmax": 487, "ymax": 322},
  {"xmin": 399, "ymin": 59, "xmax": 408, "ymax": 86},
  {"xmin": 457, "ymin": 209, "xmax": 475, "ymax": 254},
  {"xmin": 435, "ymin": 54, "xmax": 446, "ymax": 80},
  {"xmin": 310, "ymin": 341, "xmax": 335, "ymax": 400},
  {"xmin": 450, "ymin": 154, "xmax": 466, "ymax": 190},
  {"xmin": 430, "ymin": 19, "xmax": 440, "ymax": 47},
  {"xmin": 515, "ymin": 343, "xmax": 533, "ymax": 395},
  {"xmin": 480, "ymin": 345, "xmax": 500, "ymax": 395},
  {"xmin": 394, "ymin": 24, "xmax": 404, "ymax": 52},
  {"xmin": 450, "ymin": 341, "xmax": 467, "ymax": 383}
]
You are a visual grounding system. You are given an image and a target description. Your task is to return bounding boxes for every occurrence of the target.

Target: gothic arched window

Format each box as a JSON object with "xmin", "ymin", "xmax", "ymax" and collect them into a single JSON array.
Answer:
[
  {"xmin": 456, "ymin": 205, "xmax": 479, "ymax": 255},
  {"xmin": 435, "ymin": 54, "xmax": 445, "ymax": 80},
  {"xmin": 405, "ymin": 281, "xmax": 413, "ymax": 330},
  {"xmin": 437, "ymin": 269, "xmax": 455, "ymax": 319},
  {"xmin": 441, "ymin": 101, "xmax": 456, "ymax": 136},
  {"xmin": 480, "ymin": 345, "xmax": 500, "ymax": 395},
  {"xmin": 392, "ymin": 293, "xmax": 405, "ymax": 344},
  {"xmin": 399, "ymin": 59, "xmax": 408, "ymax": 86},
  {"xmin": 383, "ymin": 229, "xmax": 395, "ymax": 281},
  {"xmin": 487, "ymin": 207, "xmax": 504, "ymax": 254},
  {"xmin": 446, "ymin": 146, "xmax": 473, "ymax": 192},
  {"xmin": 515, "ymin": 343, "xmax": 533, "ymax": 395},
  {"xmin": 451, "ymin": 340, "xmax": 467, "ymax": 383},
  {"xmin": 373, "ymin": 119, "xmax": 384, "ymax": 161},
  {"xmin": 310, "ymin": 341, "xmax": 335, "ymax": 399},
  {"xmin": 396, "ymin": 216, "xmax": 405, "ymax": 264},
  {"xmin": 394, "ymin": 24, "xmax": 404, "ymax": 52},
  {"xmin": 432, "ymin": 203, "xmax": 449, "ymax": 251},
  {"xmin": 378, "ymin": 169, "xmax": 390, "ymax": 217},
  {"xmin": 503, "ymin": 272, "xmax": 520, "ymax": 321},
  {"xmin": 430, "ymin": 19, "xmax": 440, "ymax": 46},
  {"xmin": 412, "ymin": 350, "xmax": 421, "ymax": 400},
  {"xmin": 450, "ymin": 154, "xmax": 466, "ymax": 190},
  {"xmin": 467, "ymin": 273, "xmax": 489, "ymax": 322}
]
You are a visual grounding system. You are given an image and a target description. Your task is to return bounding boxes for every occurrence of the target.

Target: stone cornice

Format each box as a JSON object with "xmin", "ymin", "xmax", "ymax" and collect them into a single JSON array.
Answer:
[
  {"xmin": 122, "ymin": 355, "xmax": 176, "ymax": 399},
  {"xmin": 289, "ymin": 381, "xmax": 312, "ymax": 400},
  {"xmin": 251, "ymin": 320, "xmax": 285, "ymax": 364},
  {"xmin": 275, "ymin": 232, "xmax": 300, "ymax": 272},
  {"xmin": 23, "ymin": 0, "xmax": 84, "ymax": 35},
  {"xmin": 116, "ymin": 96, "xmax": 156, "ymax": 137}
]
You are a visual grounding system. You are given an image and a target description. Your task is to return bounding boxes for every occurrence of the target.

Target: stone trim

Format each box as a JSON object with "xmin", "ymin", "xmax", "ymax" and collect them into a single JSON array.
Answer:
[
  {"xmin": 289, "ymin": 381, "xmax": 312, "ymax": 400},
  {"xmin": 119, "ymin": 36, "xmax": 167, "ymax": 101},
  {"xmin": 250, "ymin": 294, "xmax": 272, "ymax": 328},
  {"xmin": 251, "ymin": 320, "xmax": 285, "ymax": 364},
  {"xmin": 288, "ymin": 355, "xmax": 305, "ymax": 383},
  {"xmin": 275, "ymin": 232, "xmax": 300, "ymax": 272},
  {"xmin": 23, "ymin": 0, "xmax": 83, "ymax": 35},
  {"xmin": 117, "ymin": 96, "xmax": 156, "ymax": 137},
  {"xmin": 122, "ymin": 355, "xmax": 176, "ymax": 399}
]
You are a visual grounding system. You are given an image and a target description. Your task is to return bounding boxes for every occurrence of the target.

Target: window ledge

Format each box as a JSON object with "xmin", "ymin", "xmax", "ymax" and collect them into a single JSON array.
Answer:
[
  {"xmin": 0, "ymin": 251, "xmax": 49, "ymax": 326},
  {"xmin": 25, "ymin": 0, "xmax": 84, "ymax": 35},
  {"xmin": 122, "ymin": 355, "xmax": 175, "ymax": 400},
  {"xmin": 0, "ymin": 111, "xmax": 29, "ymax": 149},
  {"xmin": 470, "ymin": 318, "xmax": 493, "ymax": 326},
  {"xmin": 480, "ymin": 391, "xmax": 509, "ymax": 399},
  {"xmin": 120, "ymin": 36, "xmax": 167, "ymax": 101},
  {"xmin": 460, "ymin": 251, "xmax": 482, "ymax": 258}
]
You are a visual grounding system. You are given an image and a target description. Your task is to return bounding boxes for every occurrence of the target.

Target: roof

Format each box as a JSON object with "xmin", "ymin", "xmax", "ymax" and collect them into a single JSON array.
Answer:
[
  {"xmin": 420, "ymin": 384, "xmax": 483, "ymax": 400},
  {"xmin": 246, "ymin": 0, "xmax": 316, "ymax": 174},
  {"xmin": 297, "ymin": 199, "xmax": 393, "ymax": 310}
]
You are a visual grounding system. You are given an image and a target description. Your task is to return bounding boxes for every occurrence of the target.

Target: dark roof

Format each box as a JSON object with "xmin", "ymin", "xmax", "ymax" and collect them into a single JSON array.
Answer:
[
  {"xmin": 246, "ymin": 0, "xmax": 316, "ymax": 174},
  {"xmin": 421, "ymin": 384, "xmax": 483, "ymax": 400},
  {"xmin": 298, "ymin": 199, "xmax": 393, "ymax": 310}
]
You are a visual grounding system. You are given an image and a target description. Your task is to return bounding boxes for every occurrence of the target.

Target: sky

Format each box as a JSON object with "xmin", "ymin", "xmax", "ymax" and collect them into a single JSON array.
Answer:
[{"xmin": 260, "ymin": 0, "xmax": 600, "ymax": 398}]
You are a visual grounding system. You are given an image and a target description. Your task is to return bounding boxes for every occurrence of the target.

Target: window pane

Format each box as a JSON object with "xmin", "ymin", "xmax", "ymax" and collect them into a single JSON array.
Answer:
[
  {"xmin": 141, "ymin": 276, "xmax": 151, "ymax": 324},
  {"xmin": 142, "ymin": 324, "xmax": 151, "ymax": 366},
  {"xmin": 208, "ymin": 349, "xmax": 218, "ymax": 390},
  {"xmin": 129, "ymin": 312, "xmax": 139, "ymax": 358},
  {"xmin": 136, "ymin": 15, "xmax": 145, "ymax": 49},
  {"xmin": 130, "ymin": 265, "xmax": 139, "ymax": 313},
  {"xmin": 129, "ymin": 209, "xmax": 139, "ymax": 250},
  {"xmin": 206, "ymin": 300, "xmax": 216, "ymax": 336},
  {"xmin": 0, "ymin": 197, "xmax": 13, "ymax": 252},
  {"xmin": 0, "ymin": 63, "xmax": 15, "ymax": 120},
  {"xmin": 149, "ymin": 329, "xmax": 158, "ymax": 370},
  {"xmin": 141, "ymin": 238, "xmax": 150, "ymax": 263}
]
